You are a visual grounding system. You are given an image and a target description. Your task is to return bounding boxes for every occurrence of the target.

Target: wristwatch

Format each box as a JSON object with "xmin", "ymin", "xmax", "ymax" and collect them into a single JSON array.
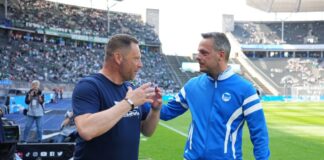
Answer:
[{"xmin": 124, "ymin": 98, "xmax": 135, "ymax": 110}]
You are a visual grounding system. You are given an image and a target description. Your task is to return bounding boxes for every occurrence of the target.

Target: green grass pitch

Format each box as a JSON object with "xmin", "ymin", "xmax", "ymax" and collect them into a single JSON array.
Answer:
[{"xmin": 139, "ymin": 102, "xmax": 324, "ymax": 160}]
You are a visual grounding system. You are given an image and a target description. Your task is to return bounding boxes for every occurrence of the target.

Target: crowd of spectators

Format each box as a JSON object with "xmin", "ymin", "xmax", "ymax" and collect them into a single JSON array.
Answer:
[
  {"xmin": 1, "ymin": 31, "xmax": 103, "ymax": 83},
  {"xmin": 0, "ymin": 30, "xmax": 179, "ymax": 93},
  {"xmin": 5, "ymin": 0, "xmax": 160, "ymax": 44},
  {"xmin": 137, "ymin": 48, "xmax": 180, "ymax": 94},
  {"xmin": 251, "ymin": 58, "xmax": 324, "ymax": 88},
  {"xmin": 232, "ymin": 22, "xmax": 280, "ymax": 44},
  {"xmin": 285, "ymin": 58, "xmax": 323, "ymax": 85},
  {"xmin": 0, "ymin": 0, "xmax": 182, "ymax": 93},
  {"xmin": 232, "ymin": 21, "xmax": 324, "ymax": 44}
]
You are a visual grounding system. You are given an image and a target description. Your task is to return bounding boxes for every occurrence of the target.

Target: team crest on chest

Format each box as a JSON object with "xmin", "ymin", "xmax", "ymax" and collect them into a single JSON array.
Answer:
[{"xmin": 222, "ymin": 92, "xmax": 231, "ymax": 102}]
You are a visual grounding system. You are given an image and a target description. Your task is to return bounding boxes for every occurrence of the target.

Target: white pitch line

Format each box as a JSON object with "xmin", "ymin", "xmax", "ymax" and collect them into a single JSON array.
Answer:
[
  {"xmin": 269, "ymin": 125, "xmax": 324, "ymax": 137},
  {"xmin": 42, "ymin": 132, "xmax": 60, "ymax": 140},
  {"xmin": 159, "ymin": 122, "xmax": 188, "ymax": 137},
  {"xmin": 45, "ymin": 110, "xmax": 52, "ymax": 114}
]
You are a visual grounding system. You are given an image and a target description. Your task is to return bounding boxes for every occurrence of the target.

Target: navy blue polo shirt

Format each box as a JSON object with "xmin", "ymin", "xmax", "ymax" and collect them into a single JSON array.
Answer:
[{"xmin": 72, "ymin": 73, "xmax": 150, "ymax": 160}]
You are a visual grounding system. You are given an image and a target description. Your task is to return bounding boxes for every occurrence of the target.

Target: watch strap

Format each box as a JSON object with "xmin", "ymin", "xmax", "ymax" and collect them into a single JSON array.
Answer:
[{"xmin": 124, "ymin": 98, "xmax": 135, "ymax": 110}]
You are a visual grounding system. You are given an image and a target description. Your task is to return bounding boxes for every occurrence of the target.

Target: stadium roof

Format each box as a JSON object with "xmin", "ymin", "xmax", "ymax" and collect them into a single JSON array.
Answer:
[{"xmin": 246, "ymin": 0, "xmax": 324, "ymax": 12}]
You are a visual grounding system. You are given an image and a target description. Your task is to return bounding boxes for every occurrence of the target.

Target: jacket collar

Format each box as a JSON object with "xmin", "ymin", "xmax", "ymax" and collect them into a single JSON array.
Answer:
[{"xmin": 207, "ymin": 65, "xmax": 234, "ymax": 81}]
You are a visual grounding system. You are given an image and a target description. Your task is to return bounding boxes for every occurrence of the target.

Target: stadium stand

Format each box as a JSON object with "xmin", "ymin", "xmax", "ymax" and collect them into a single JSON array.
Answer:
[
  {"xmin": 232, "ymin": 21, "xmax": 324, "ymax": 44},
  {"xmin": 0, "ymin": 31, "xmax": 178, "ymax": 91},
  {"xmin": 137, "ymin": 48, "xmax": 180, "ymax": 94},
  {"xmin": 165, "ymin": 55, "xmax": 201, "ymax": 87},
  {"xmin": 230, "ymin": 20, "xmax": 324, "ymax": 96},
  {"xmin": 250, "ymin": 58, "xmax": 323, "ymax": 87},
  {"xmin": 6, "ymin": 0, "xmax": 160, "ymax": 44},
  {"xmin": 0, "ymin": 0, "xmax": 179, "ymax": 93}
]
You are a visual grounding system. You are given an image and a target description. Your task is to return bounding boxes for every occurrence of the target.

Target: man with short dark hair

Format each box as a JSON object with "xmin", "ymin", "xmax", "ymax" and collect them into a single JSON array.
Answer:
[
  {"xmin": 73, "ymin": 34, "xmax": 162, "ymax": 160},
  {"xmin": 160, "ymin": 32, "xmax": 270, "ymax": 159}
]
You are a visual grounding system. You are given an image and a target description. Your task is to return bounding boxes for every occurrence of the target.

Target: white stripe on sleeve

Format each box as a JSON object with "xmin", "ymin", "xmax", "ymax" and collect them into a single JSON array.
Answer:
[
  {"xmin": 175, "ymin": 94, "xmax": 189, "ymax": 109},
  {"xmin": 244, "ymin": 103, "xmax": 262, "ymax": 116},
  {"xmin": 180, "ymin": 87, "xmax": 186, "ymax": 99},
  {"xmin": 243, "ymin": 94, "xmax": 259, "ymax": 106}
]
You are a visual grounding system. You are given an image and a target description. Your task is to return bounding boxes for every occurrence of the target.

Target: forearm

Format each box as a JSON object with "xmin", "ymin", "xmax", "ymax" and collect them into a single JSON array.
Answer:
[
  {"xmin": 160, "ymin": 103, "xmax": 187, "ymax": 121},
  {"xmin": 75, "ymin": 100, "xmax": 132, "ymax": 141},
  {"xmin": 252, "ymin": 127, "xmax": 270, "ymax": 160},
  {"xmin": 141, "ymin": 109, "xmax": 160, "ymax": 137},
  {"xmin": 247, "ymin": 113, "xmax": 270, "ymax": 159}
]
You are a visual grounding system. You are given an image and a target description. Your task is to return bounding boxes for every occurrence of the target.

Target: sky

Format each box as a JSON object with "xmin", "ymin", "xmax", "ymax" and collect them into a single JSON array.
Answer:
[{"xmin": 48, "ymin": 0, "xmax": 324, "ymax": 56}]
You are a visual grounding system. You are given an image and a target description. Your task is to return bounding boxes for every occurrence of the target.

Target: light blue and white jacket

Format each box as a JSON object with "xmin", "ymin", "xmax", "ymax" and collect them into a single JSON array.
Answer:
[{"xmin": 160, "ymin": 66, "xmax": 270, "ymax": 160}]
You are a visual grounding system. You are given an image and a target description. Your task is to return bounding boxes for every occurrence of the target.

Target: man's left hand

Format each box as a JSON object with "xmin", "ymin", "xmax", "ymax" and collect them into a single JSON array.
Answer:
[{"xmin": 151, "ymin": 87, "xmax": 162, "ymax": 111}]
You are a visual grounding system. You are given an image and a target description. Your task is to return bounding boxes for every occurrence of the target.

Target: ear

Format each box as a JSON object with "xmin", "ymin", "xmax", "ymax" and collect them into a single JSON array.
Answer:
[
  {"xmin": 113, "ymin": 52, "xmax": 123, "ymax": 65},
  {"xmin": 218, "ymin": 51, "xmax": 226, "ymax": 61}
]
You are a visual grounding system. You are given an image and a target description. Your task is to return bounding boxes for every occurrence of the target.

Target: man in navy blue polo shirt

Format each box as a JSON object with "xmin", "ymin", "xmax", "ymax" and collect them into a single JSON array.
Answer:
[{"xmin": 72, "ymin": 34, "xmax": 162, "ymax": 160}]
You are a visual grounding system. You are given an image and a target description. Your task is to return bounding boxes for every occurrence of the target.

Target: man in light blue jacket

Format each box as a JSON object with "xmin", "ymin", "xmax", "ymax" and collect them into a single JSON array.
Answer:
[{"xmin": 160, "ymin": 32, "xmax": 270, "ymax": 160}]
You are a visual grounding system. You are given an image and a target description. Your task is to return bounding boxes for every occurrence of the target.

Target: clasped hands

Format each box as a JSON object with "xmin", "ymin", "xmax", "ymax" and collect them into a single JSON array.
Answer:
[{"xmin": 125, "ymin": 82, "xmax": 162, "ymax": 111}]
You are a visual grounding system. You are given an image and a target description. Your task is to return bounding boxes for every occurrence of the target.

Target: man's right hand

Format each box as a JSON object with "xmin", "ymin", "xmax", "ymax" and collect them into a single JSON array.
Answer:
[{"xmin": 125, "ymin": 82, "xmax": 156, "ymax": 107}]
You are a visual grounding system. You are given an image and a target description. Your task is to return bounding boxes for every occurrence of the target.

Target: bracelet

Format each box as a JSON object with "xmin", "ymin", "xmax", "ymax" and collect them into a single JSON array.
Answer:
[{"xmin": 124, "ymin": 98, "xmax": 135, "ymax": 110}]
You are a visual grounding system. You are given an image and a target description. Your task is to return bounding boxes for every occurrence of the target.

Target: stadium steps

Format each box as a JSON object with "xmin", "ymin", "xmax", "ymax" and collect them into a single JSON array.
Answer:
[
  {"xmin": 226, "ymin": 32, "xmax": 280, "ymax": 95},
  {"xmin": 232, "ymin": 58, "xmax": 272, "ymax": 95},
  {"xmin": 175, "ymin": 55, "xmax": 192, "ymax": 80},
  {"xmin": 162, "ymin": 54, "xmax": 183, "ymax": 87},
  {"xmin": 252, "ymin": 76, "xmax": 272, "ymax": 95},
  {"xmin": 165, "ymin": 55, "xmax": 191, "ymax": 86}
]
